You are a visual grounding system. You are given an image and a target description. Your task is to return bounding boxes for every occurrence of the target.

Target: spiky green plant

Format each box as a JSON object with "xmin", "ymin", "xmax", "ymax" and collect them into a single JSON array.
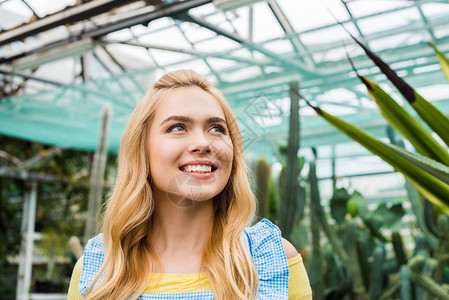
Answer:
[{"xmin": 301, "ymin": 41, "xmax": 449, "ymax": 214}]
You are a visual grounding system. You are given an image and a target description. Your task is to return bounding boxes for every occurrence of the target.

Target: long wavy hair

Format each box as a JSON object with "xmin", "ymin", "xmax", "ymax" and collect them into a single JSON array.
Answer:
[{"xmin": 84, "ymin": 70, "xmax": 259, "ymax": 299}]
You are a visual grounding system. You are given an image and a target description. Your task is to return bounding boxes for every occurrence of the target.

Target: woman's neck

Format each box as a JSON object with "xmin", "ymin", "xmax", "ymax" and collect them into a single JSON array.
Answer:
[{"xmin": 150, "ymin": 193, "xmax": 214, "ymax": 273}]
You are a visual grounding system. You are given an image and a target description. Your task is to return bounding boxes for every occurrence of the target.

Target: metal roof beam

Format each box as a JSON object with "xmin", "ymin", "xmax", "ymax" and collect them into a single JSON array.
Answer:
[
  {"xmin": 101, "ymin": 38, "xmax": 270, "ymax": 66},
  {"xmin": 174, "ymin": 13, "xmax": 316, "ymax": 76},
  {"xmin": 0, "ymin": 0, "xmax": 138, "ymax": 46},
  {"xmin": 260, "ymin": 0, "xmax": 446, "ymax": 46},
  {"xmin": 0, "ymin": 68, "xmax": 64, "ymax": 86},
  {"xmin": 267, "ymin": 0, "xmax": 316, "ymax": 69},
  {"xmin": 0, "ymin": 0, "xmax": 213, "ymax": 65}
]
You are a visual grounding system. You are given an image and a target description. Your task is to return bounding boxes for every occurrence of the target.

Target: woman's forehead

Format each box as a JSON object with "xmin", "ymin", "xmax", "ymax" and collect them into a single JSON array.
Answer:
[{"xmin": 154, "ymin": 86, "xmax": 226, "ymax": 120}]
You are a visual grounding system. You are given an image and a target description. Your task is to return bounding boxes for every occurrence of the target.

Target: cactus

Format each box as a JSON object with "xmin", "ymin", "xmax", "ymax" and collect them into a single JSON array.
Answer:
[
  {"xmin": 424, "ymin": 199, "xmax": 440, "ymax": 237},
  {"xmin": 434, "ymin": 215, "xmax": 449, "ymax": 284},
  {"xmin": 408, "ymin": 255, "xmax": 449, "ymax": 300},
  {"xmin": 392, "ymin": 230, "xmax": 408, "ymax": 267},
  {"xmin": 267, "ymin": 178, "xmax": 279, "ymax": 223},
  {"xmin": 356, "ymin": 235, "xmax": 370, "ymax": 291},
  {"xmin": 278, "ymin": 81, "xmax": 300, "ymax": 238},
  {"xmin": 363, "ymin": 216, "xmax": 388, "ymax": 243},
  {"xmin": 308, "ymin": 177, "xmax": 324, "ymax": 300},
  {"xmin": 368, "ymin": 245, "xmax": 386, "ymax": 300},
  {"xmin": 255, "ymin": 158, "xmax": 270, "ymax": 219},
  {"xmin": 308, "ymin": 149, "xmax": 349, "ymax": 264},
  {"xmin": 400, "ymin": 265, "xmax": 413, "ymax": 300},
  {"xmin": 330, "ymin": 188, "xmax": 350, "ymax": 225},
  {"xmin": 345, "ymin": 221, "xmax": 367, "ymax": 298}
]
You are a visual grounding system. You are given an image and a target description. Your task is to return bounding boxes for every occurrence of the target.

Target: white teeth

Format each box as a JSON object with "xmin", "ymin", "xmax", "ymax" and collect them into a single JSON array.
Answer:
[{"xmin": 182, "ymin": 165, "xmax": 212, "ymax": 173}]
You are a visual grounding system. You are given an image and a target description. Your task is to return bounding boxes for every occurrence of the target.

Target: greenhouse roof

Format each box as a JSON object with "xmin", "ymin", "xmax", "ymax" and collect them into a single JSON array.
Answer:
[{"xmin": 1, "ymin": 0, "xmax": 449, "ymax": 162}]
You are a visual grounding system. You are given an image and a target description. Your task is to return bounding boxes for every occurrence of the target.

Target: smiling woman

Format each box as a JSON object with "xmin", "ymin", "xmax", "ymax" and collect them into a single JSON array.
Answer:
[{"xmin": 67, "ymin": 70, "xmax": 312, "ymax": 300}]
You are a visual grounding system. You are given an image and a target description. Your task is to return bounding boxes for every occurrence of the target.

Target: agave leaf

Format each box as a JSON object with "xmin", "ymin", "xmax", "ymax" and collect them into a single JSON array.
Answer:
[
  {"xmin": 307, "ymin": 103, "xmax": 449, "ymax": 214},
  {"xmin": 361, "ymin": 77, "xmax": 449, "ymax": 166},
  {"xmin": 410, "ymin": 92, "xmax": 449, "ymax": 149},
  {"xmin": 430, "ymin": 43, "xmax": 449, "ymax": 83},
  {"xmin": 347, "ymin": 32, "xmax": 449, "ymax": 148},
  {"xmin": 385, "ymin": 143, "xmax": 449, "ymax": 185}
]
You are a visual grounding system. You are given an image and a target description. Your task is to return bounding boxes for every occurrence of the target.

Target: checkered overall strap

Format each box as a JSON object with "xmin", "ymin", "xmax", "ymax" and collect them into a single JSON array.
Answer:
[{"xmin": 243, "ymin": 219, "xmax": 289, "ymax": 299}]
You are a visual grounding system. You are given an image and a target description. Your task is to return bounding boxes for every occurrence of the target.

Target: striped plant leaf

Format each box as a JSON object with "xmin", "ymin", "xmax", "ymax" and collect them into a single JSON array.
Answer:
[
  {"xmin": 360, "ymin": 76, "xmax": 449, "ymax": 166},
  {"xmin": 430, "ymin": 43, "xmax": 449, "ymax": 83},
  {"xmin": 385, "ymin": 143, "xmax": 449, "ymax": 185},
  {"xmin": 348, "ymin": 33, "xmax": 449, "ymax": 148},
  {"xmin": 307, "ymin": 103, "xmax": 449, "ymax": 214},
  {"xmin": 411, "ymin": 92, "xmax": 449, "ymax": 148}
]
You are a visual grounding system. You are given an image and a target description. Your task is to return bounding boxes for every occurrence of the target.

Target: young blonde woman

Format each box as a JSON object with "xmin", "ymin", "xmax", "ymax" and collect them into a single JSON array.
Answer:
[{"xmin": 68, "ymin": 70, "xmax": 312, "ymax": 299}]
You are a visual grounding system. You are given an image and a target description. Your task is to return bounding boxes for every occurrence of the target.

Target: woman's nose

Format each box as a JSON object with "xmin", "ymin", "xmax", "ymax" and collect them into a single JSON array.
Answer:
[{"xmin": 188, "ymin": 131, "xmax": 212, "ymax": 154}]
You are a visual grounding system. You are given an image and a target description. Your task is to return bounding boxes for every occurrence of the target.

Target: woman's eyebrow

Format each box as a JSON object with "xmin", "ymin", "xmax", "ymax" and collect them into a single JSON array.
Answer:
[
  {"xmin": 160, "ymin": 115, "xmax": 192, "ymax": 126},
  {"xmin": 206, "ymin": 117, "xmax": 226, "ymax": 125},
  {"xmin": 160, "ymin": 116, "xmax": 226, "ymax": 126}
]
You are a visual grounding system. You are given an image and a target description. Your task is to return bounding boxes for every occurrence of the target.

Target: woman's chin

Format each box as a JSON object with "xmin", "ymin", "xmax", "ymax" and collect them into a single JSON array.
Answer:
[{"xmin": 167, "ymin": 191, "xmax": 214, "ymax": 207}]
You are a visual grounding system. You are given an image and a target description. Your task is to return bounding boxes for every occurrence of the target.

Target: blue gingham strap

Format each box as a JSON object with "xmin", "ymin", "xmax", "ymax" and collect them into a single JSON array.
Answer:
[
  {"xmin": 138, "ymin": 291, "xmax": 215, "ymax": 299},
  {"xmin": 243, "ymin": 219, "xmax": 289, "ymax": 299},
  {"xmin": 79, "ymin": 233, "xmax": 106, "ymax": 296}
]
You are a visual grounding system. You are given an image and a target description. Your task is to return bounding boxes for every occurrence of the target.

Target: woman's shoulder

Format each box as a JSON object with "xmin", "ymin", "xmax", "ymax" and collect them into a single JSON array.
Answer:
[
  {"xmin": 243, "ymin": 218, "xmax": 297, "ymax": 259},
  {"xmin": 281, "ymin": 237, "xmax": 298, "ymax": 260}
]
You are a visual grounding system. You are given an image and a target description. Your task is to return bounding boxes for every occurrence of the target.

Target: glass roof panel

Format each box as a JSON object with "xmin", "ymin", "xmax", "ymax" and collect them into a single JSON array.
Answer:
[
  {"xmin": 165, "ymin": 58, "xmax": 212, "ymax": 75},
  {"xmin": 178, "ymin": 21, "xmax": 217, "ymax": 44},
  {"xmin": 225, "ymin": 7, "xmax": 250, "ymax": 41},
  {"xmin": 263, "ymin": 39, "xmax": 294, "ymax": 54},
  {"xmin": 299, "ymin": 23, "xmax": 359, "ymax": 46},
  {"xmin": 252, "ymin": 2, "xmax": 285, "ymax": 42},
  {"xmin": 278, "ymin": 0, "xmax": 350, "ymax": 32},
  {"xmin": 105, "ymin": 44, "xmax": 155, "ymax": 69},
  {"xmin": 347, "ymin": 0, "xmax": 409, "ymax": 18},
  {"xmin": 107, "ymin": 28, "xmax": 135, "ymax": 41},
  {"xmin": 368, "ymin": 32, "xmax": 426, "ymax": 52},
  {"xmin": 138, "ymin": 26, "xmax": 192, "ymax": 49},
  {"xmin": 194, "ymin": 35, "xmax": 241, "ymax": 52},
  {"xmin": 204, "ymin": 57, "xmax": 239, "ymax": 71},
  {"xmin": 357, "ymin": 7, "xmax": 422, "ymax": 36},
  {"xmin": 433, "ymin": 23, "xmax": 449, "ymax": 39},
  {"xmin": 0, "ymin": 0, "xmax": 32, "ymax": 30},
  {"xmin": 220, "ymin": 65, "xmax": 262, "ymax": 82},
  {"xmin": 420, "ymin": 2, "xmax": 449, "ymax": 18},
  {"xmin": 25, "ymin": 0, "xmax": 76, "ymax": 17},
  {"xmin": 147, "ymin": 48, "xmax": 194, "ymax": 65}
]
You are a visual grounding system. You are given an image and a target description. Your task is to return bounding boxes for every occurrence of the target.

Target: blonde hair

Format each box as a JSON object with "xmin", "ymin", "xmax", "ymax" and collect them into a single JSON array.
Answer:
[{"xmin": 85, "ymin": 70, "xmax": 259, "ymax": 299}]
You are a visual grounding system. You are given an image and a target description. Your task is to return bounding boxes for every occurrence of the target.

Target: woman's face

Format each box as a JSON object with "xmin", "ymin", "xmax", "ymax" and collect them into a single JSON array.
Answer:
[{"xmin": 147, "ymin": 86, "xmax": 233, "ymax": 206}]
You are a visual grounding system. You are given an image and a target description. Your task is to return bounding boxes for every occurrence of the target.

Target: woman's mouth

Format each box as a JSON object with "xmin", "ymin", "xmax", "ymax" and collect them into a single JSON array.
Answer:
[{"xmin": 179, "ymin": 164, "xmax": 217, "ymax": 173}]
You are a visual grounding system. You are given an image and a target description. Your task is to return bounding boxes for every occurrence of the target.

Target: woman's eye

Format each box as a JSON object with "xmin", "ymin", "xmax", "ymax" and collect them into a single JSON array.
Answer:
[
  {"xmin": 167, "ymin": 124, "xmax": 186, "ymax": 132},
  {"xmin": 210, "ymin": 124, "xmax": 227, "ymax": 134}
]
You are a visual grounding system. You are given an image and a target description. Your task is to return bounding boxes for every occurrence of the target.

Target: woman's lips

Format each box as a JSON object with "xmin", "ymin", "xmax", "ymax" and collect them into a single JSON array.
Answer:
[{"xmin": 179, "ymin": 168, "xmax": 216, "ymax": 179}]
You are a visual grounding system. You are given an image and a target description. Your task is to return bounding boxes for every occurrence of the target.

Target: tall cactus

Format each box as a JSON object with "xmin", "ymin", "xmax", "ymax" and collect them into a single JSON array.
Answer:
[
  {"xmin": 278, "ymin": 81, "xmax": 300, "ymax": 238},
  {"xmin": 308, "ymin": 171, "xmax": 324, "ymax": 300},
  {"xmin": 308, "ymin": 148, "xmax": 349, "ymax": 264},
  {"xmin": 255, "ymin": 158, "xmax": 270, "ymax": 219}
]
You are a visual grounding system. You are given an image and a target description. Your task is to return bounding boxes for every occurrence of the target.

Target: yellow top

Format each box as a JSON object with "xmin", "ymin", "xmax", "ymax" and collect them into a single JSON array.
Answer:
[{"xmin": 68, "ymin": 254, "xmax": 312, "ymax": 299}]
